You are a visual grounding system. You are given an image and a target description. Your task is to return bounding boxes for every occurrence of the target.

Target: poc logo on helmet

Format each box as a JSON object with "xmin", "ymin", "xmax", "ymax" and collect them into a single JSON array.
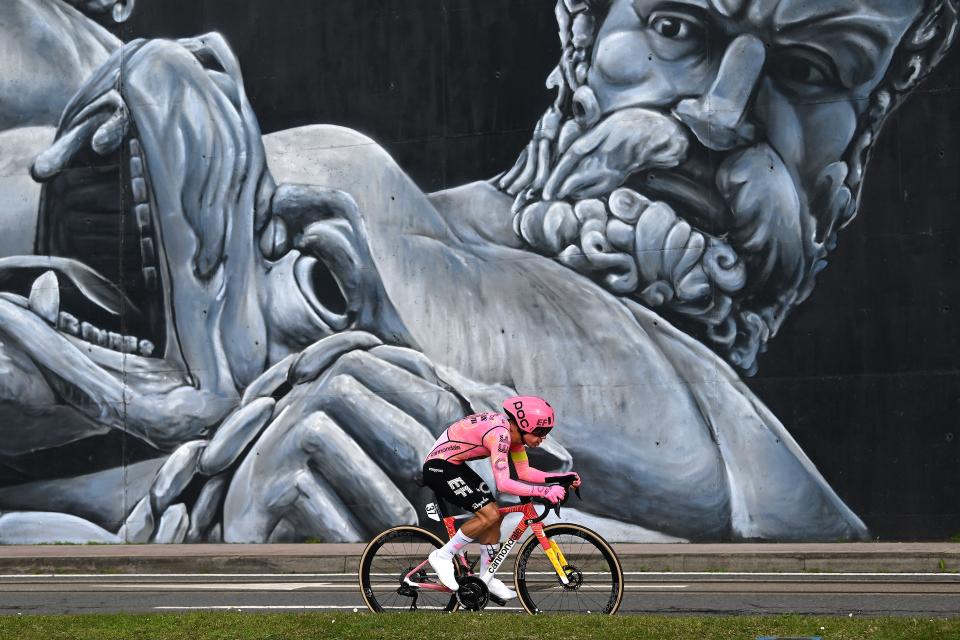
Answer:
[{"xmin": 512, "ymin": 400, "xmax": 530, "ymax": 430}]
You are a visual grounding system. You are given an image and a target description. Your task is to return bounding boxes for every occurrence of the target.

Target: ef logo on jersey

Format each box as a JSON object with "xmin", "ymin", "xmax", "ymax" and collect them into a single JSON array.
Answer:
[{"xmin": 447, "ymin": 476, "xmax": 473, "ymax": 498}]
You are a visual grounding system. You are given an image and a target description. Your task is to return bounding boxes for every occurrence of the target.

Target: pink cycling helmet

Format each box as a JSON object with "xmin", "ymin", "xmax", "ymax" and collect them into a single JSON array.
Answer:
[{"xmin": 502, "ymin": 396, "xmax": 555, "ymax": 437}]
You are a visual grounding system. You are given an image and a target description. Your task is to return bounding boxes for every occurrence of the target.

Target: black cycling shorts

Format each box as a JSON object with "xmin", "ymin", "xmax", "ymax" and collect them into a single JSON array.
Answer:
[{"xmin": 422, "ymin": 459, "xmax": 494, "ymax": 513}]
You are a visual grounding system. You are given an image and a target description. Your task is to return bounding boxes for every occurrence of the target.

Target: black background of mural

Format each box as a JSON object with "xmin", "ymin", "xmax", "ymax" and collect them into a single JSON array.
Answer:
[{"xmin": 109, "ymin": 0, "xmax": 960, "ymax": 539}]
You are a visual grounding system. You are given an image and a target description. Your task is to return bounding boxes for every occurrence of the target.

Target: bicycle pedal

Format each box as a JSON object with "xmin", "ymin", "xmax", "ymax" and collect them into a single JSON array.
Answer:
[{"xmin": 488, "ymin": 594, "xmax": 506, "ymax": 607}]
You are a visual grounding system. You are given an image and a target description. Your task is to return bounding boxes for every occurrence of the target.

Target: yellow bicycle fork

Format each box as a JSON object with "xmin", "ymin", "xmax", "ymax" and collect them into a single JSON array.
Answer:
[{"xmin": 544, "ymin": 539, "xmax": 570, "ymax": 584}]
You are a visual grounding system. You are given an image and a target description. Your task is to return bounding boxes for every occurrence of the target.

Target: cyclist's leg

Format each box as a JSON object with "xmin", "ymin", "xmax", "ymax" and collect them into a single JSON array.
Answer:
[
  {"xmin": 423, "ymin": 459, "xmax": 494, "ymax": 590},
  {"xmin": 459, "ymin": 502, "xmax": 501, "ymax": 543},
  {"xmin": 466, "ymin": 502, "xmax": 516, "ymax": 600}
]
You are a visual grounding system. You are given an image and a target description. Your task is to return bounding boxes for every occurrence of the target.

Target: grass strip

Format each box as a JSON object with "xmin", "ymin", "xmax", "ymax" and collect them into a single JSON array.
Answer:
[{"xmin": 0, "ymin": 612, "xmax": 958, "ymax": 640}]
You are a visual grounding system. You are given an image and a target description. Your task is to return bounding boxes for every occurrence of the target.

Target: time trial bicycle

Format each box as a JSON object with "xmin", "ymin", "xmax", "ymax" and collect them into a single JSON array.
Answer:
[{"xmin": 359, "ymin": 474, "xmax": 623, "ymax": 614}]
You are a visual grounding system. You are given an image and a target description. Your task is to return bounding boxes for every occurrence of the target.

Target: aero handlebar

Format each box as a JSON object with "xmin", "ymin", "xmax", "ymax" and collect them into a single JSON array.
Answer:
[{"xmin": 525, "ymin": 475, "xmax": 581, "ymax": 524}]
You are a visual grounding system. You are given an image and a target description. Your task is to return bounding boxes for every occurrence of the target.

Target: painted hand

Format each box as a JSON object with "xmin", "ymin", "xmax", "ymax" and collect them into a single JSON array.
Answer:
[{"xmin": 218, "ymin": 331, "xmax": 468, "ymax": 542}]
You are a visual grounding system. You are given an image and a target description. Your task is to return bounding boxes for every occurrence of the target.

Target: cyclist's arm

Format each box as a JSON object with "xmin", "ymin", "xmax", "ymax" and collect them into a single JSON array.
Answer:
[
  {"xmin": 510, "ymin": 448, "xmax": 550, "ymax": 483},
  {"xmin": 483, "ymin": 427, "xmax": 552, "ymax": 498},
  {"xmin": 512, "ymin": 448, "xmax": 581, "ymax": 486}
]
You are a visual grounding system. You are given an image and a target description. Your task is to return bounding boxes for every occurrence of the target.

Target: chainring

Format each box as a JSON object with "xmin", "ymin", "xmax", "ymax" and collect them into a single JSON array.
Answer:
[{"xmin": 455, "ymin": 576, "xmax": 489, "ymax": 610}]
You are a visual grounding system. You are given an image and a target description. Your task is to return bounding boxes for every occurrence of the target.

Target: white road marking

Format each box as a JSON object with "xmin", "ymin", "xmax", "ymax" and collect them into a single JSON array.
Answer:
[
  {"xmin": 154, "ymin": 605, "xmax": 525, "ymax": 611},
  {"xmin": 627, "ymin": 585, "xmax": 687, "ymax": 589},
  {"xmin": 0, "ymin": 573, "xmax": 359, "ymax": 579},
  {"xmin": 84, "ymin": 583, "xmax": 330, "ymax": 591},
  {"xmin": 2, "ymin": 571, "xmax": 954, "ymax": 579},
  {"xmin": 621, "ymin": 572, "xmax": 960, "ymax": 578},
  {"xmin": 155, "ymin": 605, "xmax": 367, "ymax": 611}
]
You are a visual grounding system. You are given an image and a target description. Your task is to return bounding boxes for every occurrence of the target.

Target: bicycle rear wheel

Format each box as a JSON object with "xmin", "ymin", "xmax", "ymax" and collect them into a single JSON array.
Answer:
[
  {"xmin": 359, "ymin": 525, "xmax": 460, "ymax": 612},
  {"xmin": 513, "ymin": 523, "xmax": 623, "ymax": 614}
]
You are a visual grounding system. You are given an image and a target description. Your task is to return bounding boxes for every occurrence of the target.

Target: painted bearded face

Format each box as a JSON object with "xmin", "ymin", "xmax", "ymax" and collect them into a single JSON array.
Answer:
[{"xmin": 501, "ymin": 0, "xmax": 946, "ymax": 374}]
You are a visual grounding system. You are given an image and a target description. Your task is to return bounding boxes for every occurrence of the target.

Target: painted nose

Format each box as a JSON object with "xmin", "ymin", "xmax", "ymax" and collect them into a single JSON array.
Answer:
[{"xmin": 673, "ymin": 35, "xmax": 766, "ymax": 151}]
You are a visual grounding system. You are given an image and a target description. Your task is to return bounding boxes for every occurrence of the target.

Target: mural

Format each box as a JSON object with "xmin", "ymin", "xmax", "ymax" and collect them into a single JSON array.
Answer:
[{"xmin": 0, "ymin": 0, "xmax": 956, "ymax": 543}]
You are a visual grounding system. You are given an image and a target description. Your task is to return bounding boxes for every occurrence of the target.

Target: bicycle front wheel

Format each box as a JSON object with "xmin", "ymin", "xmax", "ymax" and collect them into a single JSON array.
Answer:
[
  {"xmin": 359, "ymin": 526, "xmax": 460, "ymax": 613},
  {"xmin": 513, "ymin": 523, "xmax": 624, "ymax": 614}
]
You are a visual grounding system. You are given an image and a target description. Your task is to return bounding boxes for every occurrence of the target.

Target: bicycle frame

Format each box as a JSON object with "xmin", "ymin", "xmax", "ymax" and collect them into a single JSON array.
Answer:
[{"xmin": 403, "ymin": 501, "xmax": 571, "ymax": 592}]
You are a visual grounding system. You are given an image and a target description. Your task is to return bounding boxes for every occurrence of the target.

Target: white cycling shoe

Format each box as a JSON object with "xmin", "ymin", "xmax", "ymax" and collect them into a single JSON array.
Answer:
[
  {"xmin": 481, "ymin": 575, "xmax": 517, "ymax": 601},
  {"xmin": 428, "ymin": 550, "xmax": 460, "ymax": 591}
]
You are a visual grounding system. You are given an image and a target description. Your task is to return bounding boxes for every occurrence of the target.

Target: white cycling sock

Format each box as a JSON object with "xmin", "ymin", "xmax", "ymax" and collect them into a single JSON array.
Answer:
[
  {"xmin": 436, "ymin": 529, "xmax": 473, "ymax": 561},
  {"xmin": 479, "ymin": 543, "xmax": 499, "ymax": 577}
]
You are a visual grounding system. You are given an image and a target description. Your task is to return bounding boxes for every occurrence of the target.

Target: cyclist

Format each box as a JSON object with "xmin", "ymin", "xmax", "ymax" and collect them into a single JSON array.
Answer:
[{"xmin": 422, "ymin": 395, "xmax": 581, "ymax": 601}]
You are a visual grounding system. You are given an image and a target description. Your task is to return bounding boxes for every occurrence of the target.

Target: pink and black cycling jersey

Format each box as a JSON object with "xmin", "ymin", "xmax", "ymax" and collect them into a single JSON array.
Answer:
[{"xmin": 424, "ymin": 411, "xmax": 554, "ymax": 499}]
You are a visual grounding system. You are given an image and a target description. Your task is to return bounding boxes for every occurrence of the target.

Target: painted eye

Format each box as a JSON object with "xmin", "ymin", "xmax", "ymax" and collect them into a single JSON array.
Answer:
[
  {"xmin": 650, "ymin": 15, "xmax": 700, "ymax": 40},
  {"xmin": 778, "ymin": 58, "xmax": 828, "ymax": 84},
  {"xmin": 770, "ymin": 50, "xmax": 840, "ymax": 90}
]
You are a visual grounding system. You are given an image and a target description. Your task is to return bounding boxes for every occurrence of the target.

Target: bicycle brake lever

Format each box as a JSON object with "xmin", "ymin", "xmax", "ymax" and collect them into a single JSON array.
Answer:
[{"xmin": 575, "ymin": 486, "xmax": 581, "ymax": 500}]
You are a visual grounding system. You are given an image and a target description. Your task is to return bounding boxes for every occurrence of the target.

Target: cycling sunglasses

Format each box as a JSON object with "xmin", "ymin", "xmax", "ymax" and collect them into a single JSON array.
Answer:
[{"xmin": 527, "ymin": 425, "xmax": 552, "ymax": 438}]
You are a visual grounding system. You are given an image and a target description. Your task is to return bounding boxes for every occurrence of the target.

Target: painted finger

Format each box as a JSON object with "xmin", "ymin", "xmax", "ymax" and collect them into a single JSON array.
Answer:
[
  {"xmin": 199, "ymin": 398, "xmax": 276, "ymax": 476},
  {"xmin": 530, "ymin": 138, "xmax": 553, "ymax": 192},
  {"xmin": 321, "ymin": 349, "xmax": 464, "ymax": 430},
  {"xmin": 300, "ymin": 411, "xmax": 416, "ymax": 532},
  {"xmin": 505, "ymin": 140, "xmax": 538, "ymax": 196},
  {"xmin": 31, "ymin": 90, "xmax": 126, "ymax": 180},
  {"xmin": 289, "ymin": 470, "xmax": 365, "ymax": 542},
  {"xmin": 498, "ymin": 146, "xmax": 528, "ymax": 191},
  {"xmin": 32, "ymin": 114, "xmax": 107, "ymax": 181},
  {"xmin": 90, "ymin": 102, "xmax": 129, "ymax": 155},
  {"xmin": 154, "ymin": 504, "xmax": 189, "ymax": 543},
  {"xmin": 288, "ymin": 331, "xmax": 382, "ymax": 384},
  {"xmin": 367, "ymin": 345, "xmax": 439, "ymax": 384},
  {"xmin": 118, "ymin": 496, "xmax": 153, "ymax": 544},
  {"xmin": 542, "ymin": 124, "xmax": 606, "ymax": 200},
  {"xmin": 186, "ymin": 475, "xmax": 229, "ymax": 543},
  {"xmin": 557, "ymin": 167, "xmax": 621, "ymax": 201},
  {"xmin": 241, "ymin": 352, "xmax": 298, "ymax": 405},
  {"xmin": 321, "ymin": 374, "xmax": 436, "ymax": 487},
  {"xmin": 150, "ymin": 440, "xmax": 206, "ymax": 515},
  {"xmin": 542, "ymin": 148, "xmax": 583, "ymax": 201}
]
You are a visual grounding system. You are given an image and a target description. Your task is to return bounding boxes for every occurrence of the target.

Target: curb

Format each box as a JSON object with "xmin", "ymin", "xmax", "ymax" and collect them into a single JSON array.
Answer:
[{"xmin": 0, "ymin": 544, "xmax": 956, "ymax": 575}]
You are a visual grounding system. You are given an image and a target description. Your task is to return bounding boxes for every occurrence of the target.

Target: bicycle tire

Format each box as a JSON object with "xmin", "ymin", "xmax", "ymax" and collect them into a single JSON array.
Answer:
[
  {"xmin": 513, "ymin": 523, "xmax": 624, "ymax": 615},
  {"xmin": 359, "ymin": 525, "xmax": 460, "ymax": 613}
]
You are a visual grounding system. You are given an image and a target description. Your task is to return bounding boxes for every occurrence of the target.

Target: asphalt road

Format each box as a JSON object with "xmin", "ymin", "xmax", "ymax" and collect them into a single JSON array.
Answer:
[{"xmin": 0, "ymin": 572, "xmax": 957, "ymax": 616}]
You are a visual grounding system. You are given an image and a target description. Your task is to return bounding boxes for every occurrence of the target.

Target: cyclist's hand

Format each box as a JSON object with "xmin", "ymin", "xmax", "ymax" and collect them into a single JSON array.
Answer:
[
  {"xmin": 220, "ymin": 331, "xmax": 469, "ymax": 542},
  {"xmin": 546, "ymin": 472, "xmax": 581, "ymax": 489},
  {"xmin": 544, "ymin": 485, "xmax": 566, "ymax": 505}
]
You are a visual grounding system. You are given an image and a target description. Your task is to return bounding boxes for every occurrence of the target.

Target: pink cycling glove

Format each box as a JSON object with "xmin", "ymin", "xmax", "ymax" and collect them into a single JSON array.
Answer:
[{"xmin": 544, "ymin": 485, "xmax": 566, "ymax": 505}]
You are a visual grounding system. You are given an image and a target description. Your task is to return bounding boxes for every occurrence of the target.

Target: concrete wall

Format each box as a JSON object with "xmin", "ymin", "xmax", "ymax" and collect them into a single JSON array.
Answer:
[{"xmin": 0, "ymin": 0, "xmax": 956, "ymax": 543}]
